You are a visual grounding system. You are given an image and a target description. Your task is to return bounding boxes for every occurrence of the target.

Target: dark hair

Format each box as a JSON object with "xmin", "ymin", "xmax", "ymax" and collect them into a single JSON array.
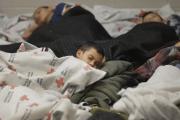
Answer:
[
  {"xmin": 77, "ymin": 41, "xmax": 105, "ymax": 57},
  {"xmin": 141, "ymin": 11, "xmax": 163, "ymax": 21}
]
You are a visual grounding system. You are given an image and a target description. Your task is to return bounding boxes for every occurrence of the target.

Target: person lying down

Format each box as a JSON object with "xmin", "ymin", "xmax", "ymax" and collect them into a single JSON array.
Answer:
[
  {"xmin": 0, "ymin": 41, "xmax": 106, "ymax": 119},
  {"xmin": 22, "ymin": 2, "xmax": 80, "ymax": 39}
]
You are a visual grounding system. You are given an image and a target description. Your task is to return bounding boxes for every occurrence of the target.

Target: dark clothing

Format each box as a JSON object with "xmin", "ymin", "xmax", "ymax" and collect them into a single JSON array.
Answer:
[
  {"xmin": 50, "ymin": 3, "xmax": 66, "ymax": 24},
  {"xmin": 109, "ymin": 22, "xmax": 179, "ymax": 66},
  {"xmin": 71, "ymin": 60, "xmax": 139, "ymax": 108},
  {"xmin": 27, "ymin": 6, "xmax": 111, "ymax": 46},
  {"xmin": 27, "ymin": 21, "xmax": 178, "ymax": 66},
  {"xmin": 88, "ymin": 108, "xmax": 128, "ymax": 120},
  {"xmin": 63, "ymin": 5, "xmax": 93, "ymax": 17},
  {"xmin": 0, "ymin": 43, "xmax": 21, "ymax": 53}
]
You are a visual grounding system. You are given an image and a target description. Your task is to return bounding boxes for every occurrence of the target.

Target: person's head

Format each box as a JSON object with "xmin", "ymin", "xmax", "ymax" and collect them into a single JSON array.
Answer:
[
  {"xmin": 76, "ymin": 41, "xmax": 105, "ymax": 68},
  {"xmin": 33, "ymin": 6, "xmax": 53, "ymax": 25},
  {"xmin": 142, "ymin": 11, "xmax": 164, "ymax": 23}
]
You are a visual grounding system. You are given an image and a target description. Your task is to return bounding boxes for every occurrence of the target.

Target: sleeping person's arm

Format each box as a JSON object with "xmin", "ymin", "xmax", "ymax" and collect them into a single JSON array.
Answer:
[{"xmin": 22, "ymin": 21, "xmax": 39, "ymax": 40}]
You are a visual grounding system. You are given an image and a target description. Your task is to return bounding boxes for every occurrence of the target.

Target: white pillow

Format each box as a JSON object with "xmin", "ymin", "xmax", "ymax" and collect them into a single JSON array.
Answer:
[{"xmin": 158, "ymin": 4, "xmax": 175, "ymax": 19}]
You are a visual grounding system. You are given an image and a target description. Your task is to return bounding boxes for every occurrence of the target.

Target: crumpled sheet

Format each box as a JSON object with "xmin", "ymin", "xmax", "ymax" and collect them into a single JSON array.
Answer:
[
  {"xmin": 113, "ymin": 65, "xmax": 180, "ymax": 120},
  {"xmin": 0, "ymin": 14, "xmax": 32, "ymax": 44}
]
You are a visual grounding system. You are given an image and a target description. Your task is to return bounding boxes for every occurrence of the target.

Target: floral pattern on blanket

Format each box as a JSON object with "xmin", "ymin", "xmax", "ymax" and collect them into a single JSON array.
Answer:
[
  {"xmin": 0, "ymin": 47, "xmax": 105, "ymax": 120},
  {"xmin": 0, "ymin": 85, "xmax": 91, "ymax": 120},
  {"xmin": 0, "ymin": 47, "xmax": 105, "ymax": 94}
]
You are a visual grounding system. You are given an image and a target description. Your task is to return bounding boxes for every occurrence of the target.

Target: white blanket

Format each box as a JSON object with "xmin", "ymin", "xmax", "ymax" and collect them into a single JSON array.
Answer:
[
  {"xmin": 0, "ymin": 47, "xmax": 106, "ymax": 94},
  {"xmin": 0, "ymin": 47, "xmax": 106, "ymax": 120},
  {"xmin": 113, "ymin": 65, "xmax": 180, "ymax": 120},
  {"xmin": 92, "ymin": 4, "xmax": 176, "ymax": 37},
  {"xmin": 0, "ymin": 86, "xmax": 92, "ymax": 120},
  {"xmin": 0, "ymin": 14, "xmax": 32, "ymax": 44}
]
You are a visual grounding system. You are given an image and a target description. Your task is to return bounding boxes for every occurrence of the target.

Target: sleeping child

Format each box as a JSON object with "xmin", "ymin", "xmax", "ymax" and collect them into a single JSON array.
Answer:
[
  {"xmin": 76, "ymin": 41, "xmax": 105, "ymax": 68},
  {"xmin": 141, "ymin": 11, "xmax": 164, "ymax": 23},
  {"xmin": 22, "ymin": 2, "xmax": 80, "ymax": 39},
  {"xmin": 0, "ymin": 41, "xmax": 106, "ymax": 120}
]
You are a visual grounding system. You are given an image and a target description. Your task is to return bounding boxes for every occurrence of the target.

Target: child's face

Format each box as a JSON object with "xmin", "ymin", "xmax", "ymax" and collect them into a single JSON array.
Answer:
[
  {"xmin": 76, "ymin": 48, "xmax": 104, "ymax": 68},
  {"xmin": 143, "ymin": 13, "xmax": 163, "ymax": 23},
  {"xmin": 33, "ymin": 6, "xmax": 53, "ymax": 25}
]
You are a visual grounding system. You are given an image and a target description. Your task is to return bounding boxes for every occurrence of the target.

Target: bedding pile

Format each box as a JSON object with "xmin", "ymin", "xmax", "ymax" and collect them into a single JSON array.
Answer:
[
  {"xmin": 0, "ymin": 44, "xmax": 105, "ymax": 120},
  {"xmin": 0, "ymin": 3, "xmax": 180, "ymax": 120}
]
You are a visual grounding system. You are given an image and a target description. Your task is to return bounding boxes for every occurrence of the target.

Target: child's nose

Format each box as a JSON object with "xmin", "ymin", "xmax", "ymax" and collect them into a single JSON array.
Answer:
[{"xmin": 89, "ymin": 61, "xmax": 96, "ymax": 68}]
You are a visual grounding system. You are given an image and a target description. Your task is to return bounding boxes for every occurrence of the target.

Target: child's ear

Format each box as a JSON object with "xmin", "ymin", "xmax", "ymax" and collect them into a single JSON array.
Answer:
[{"xmin": 76, "ymin": 49, "xmax": 82, "ymax": 58}]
